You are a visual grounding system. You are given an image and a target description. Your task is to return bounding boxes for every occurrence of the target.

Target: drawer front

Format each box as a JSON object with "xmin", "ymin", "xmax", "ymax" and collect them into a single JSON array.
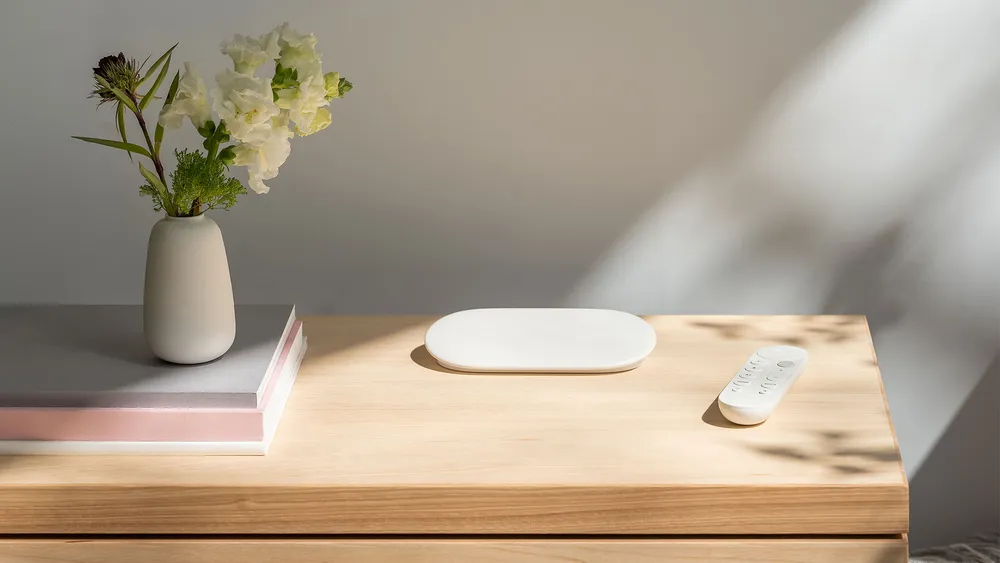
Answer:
[
  {"xmin": 0, "ymin": 484, "xmax": 909, "ymax": 535},
  {"xmin": 0, "ymin": 537, "xmax": 908, "ymax": 563}
]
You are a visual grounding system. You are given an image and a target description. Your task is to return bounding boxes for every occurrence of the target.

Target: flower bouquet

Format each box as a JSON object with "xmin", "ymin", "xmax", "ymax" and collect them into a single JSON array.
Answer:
[
  {"xmin": 76, "ymin": 22, "xmax": 351, "ymax": 214},
  {"xmin": 74, "ymin": 23, "xmax": 351, "ymax": 364}
]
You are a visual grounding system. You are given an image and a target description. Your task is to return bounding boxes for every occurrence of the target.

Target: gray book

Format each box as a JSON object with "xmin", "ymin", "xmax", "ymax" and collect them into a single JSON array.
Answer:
[{"xmin": 0, "ymin": 305, "xmax": 297, "ymax": 408}]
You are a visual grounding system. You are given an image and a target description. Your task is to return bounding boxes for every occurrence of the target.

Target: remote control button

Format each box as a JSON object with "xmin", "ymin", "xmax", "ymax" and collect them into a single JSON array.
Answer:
[
  {"xmin": 730, "ymin": 387, "xmax": 743, "ymax": 393},
  {"xmin": 762, "ymin": 382, "xmax": 777, "ymax": 388},
  {"xmin": 738, "ymin": 374, "xmax": 754, "ymax": 381},
  {"xmin": 766, "ymin": 375, "xmax": 780, "ymax": 382},
  {"xmin": 759, "ymin": 390, "xmax": 769, "ymax": 394},
  {"xmin": 777, "ymin": 360, "xmax": 796, "ymax": 368},
  {"xmin": 750, "ymin": 358, "xmax": 768, "ymax": 366},
  {"xmin": 745, "ymin": 366, "xmax": 763, "ymax": 372},
  {"xmin": 734, "ymin": 380, "xmax": 750, "ymax": 386}
]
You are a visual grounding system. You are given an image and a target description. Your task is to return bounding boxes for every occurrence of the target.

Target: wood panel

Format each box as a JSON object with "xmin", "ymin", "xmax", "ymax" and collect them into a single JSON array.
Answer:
[
  {"xmin": 0, "ymin": 315, "xmax": 908, "ymax": 535},
  {"xmin": 0, "ymin": 537, "xmax": 909, "ymax": 563}
]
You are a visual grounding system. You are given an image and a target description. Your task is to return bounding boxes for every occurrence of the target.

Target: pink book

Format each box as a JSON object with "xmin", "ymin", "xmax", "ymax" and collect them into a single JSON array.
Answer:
[{"xmin": 0, "ymin": 306, "xmax": 304, "ymax": 455}]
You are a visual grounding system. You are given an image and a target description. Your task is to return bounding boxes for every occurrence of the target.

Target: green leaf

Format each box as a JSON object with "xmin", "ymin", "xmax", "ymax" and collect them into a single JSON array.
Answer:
[
  {"xmin": 155, "ymin": 70, "xmax": 180, "ymax": 156},
  {"xmin": 138, "ymin": 43, "xmax": 178, "ymax": 86},
  {"xmin": 270, "ymin": 64, "xmax": 300, "ymax": 91},
  {"xmin": 139, "ymin": 52, "xmax": 171, "ymax": 110},
  {"xmin": 218, "ymin": 145, "xmax": 237, "ymax": 166},
  {"xmin": 139, "ymin": 161, "xmax": 174, "ymax": 215},
  {"xmin": 138, "ymin": 162, "xmax": 167, "ymax": 194},
  {"xmin": 115, "ymin": 103, "xmax": 132, "ymax": 162},
  {"xmin": 338, "ymin": 77, "xmax": 353, "ymax": 96},
  {"xmin": 72, "ymin": 136, "xmax": 151, "ymax": 158},
  {"xmin": 167, "ymin": 148, "xmax": 246, "ymax": 214},
  {"xmin": 197, "ymin": 120, "xmax": 216, "ymax": 138}
]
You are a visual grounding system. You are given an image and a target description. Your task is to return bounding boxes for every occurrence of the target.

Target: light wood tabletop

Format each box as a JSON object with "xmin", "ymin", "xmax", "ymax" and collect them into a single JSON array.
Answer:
[{"xmin": 0, "ymin": 315, "xmax": 907, "ymax": 536}]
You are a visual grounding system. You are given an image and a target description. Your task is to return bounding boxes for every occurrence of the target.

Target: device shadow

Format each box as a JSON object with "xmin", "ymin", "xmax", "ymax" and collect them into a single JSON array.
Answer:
[
  {"xmin": 409, "ymin": 345, "xmax": 459, "ymax": 374},
  {"xmin": 409, "ymin": 345, "xmax": 630, "ymax": 377},
  {"xmin": 701, "ymin": 398, "xmax": 747, "ymax": 429}
]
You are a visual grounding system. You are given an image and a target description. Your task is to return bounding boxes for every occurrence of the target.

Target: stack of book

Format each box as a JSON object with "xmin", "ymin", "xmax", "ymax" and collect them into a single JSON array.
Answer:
[{"xmin": 0, "ymin": 304, "xmax": 305, "ymax": 455}]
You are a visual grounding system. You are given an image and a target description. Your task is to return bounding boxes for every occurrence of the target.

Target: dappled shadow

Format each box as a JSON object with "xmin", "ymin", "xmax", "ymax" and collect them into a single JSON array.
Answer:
[
  {"xmin": 688, "ymin": 320, "xmax": 751, "ymax": 339},
  {"xmin": 756, "ymin": 445, "xmax": 811, "ymax": 461},
  {"xmin": 832, "ymin": 447, "xmax": 901, "ymax": 462},
  {"xmin": 773, "ymin": 335, "xmax": 807, "ymax": 347},
  {"xmin": 744, "ymin": 429, "xmax": 901, "ymax": 476},
  {"xmin": 687, "ymin": 316, "xmax": 862, "ymax": 347}
]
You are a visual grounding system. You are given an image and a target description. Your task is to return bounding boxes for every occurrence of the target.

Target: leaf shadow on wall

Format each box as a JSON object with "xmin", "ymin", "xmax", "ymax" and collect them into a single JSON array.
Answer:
[{"xmin": 565, "ymin": 0, "xmax": 1000, "ymax": 545}]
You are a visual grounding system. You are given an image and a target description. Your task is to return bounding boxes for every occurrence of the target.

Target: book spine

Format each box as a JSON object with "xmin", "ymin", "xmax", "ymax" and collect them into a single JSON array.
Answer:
[{"xmin": 0, "ymin": 322, "xmax": 303, "ymax": 443}]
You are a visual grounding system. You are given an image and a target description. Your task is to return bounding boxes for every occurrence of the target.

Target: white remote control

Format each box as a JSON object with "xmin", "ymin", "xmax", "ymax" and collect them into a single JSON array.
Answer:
[{"xmin": 717, "ymin": 345, "xmax": 809, "ymax": 425}]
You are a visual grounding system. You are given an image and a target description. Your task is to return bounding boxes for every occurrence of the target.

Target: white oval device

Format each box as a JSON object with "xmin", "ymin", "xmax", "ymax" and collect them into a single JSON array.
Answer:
[{"xmin": 424, "ymin": 308, "xmax": 656, "ymax": 373}]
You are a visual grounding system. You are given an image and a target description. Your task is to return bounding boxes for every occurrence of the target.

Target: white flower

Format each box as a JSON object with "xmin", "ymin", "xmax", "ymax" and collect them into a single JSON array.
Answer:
[
  {"xmin": 232, "ymin": 125, "xmax": 293, "ymax": 194},
  {"xmin": 256, "ymin": 28, "xmax": 281, "ymax": 60},
  {"xmin": 211, "ymin": 69, "xmax": 280, "ymax": 144},
  {"xmin": 275, "ymin": 22, "xmax": 321, "ymax": 69},
  {"xmin": 158, "ymin": 62, "xmax": 211, "ymax": 130},
  {"xmin": 221, "ymin": 34, "xmax": 272, "ymax": 75},
  {"xmin": 274, "ymin": 64, "xmax": 330, "ymax": 136},
  {"xmin": 271, "ymin": 110, "xmax": 289, "ymax": 128},
  {"xmin": 300, "ymin": 107, "xmax": 331, "ymax": 136}
]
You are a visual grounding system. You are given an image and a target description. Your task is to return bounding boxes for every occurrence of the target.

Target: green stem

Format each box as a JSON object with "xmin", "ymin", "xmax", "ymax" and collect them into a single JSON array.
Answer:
[
  {"xmin": 131, "ymin": 103, "xmax": 164, "ymax": 183},
  {"xmin": 194, "ymin": 132, "xmax": 221, "ymax": 217},
  {"xmin": 129, "ymin": 94, "xmax": 174, "ymax": 215},
  {"xmin": 205, "ymin": 120, "xmax": 227, "ymax": 166},
  {"xmin": 206, "ymin": 138, "xmax": 220, "ymax": 164}
]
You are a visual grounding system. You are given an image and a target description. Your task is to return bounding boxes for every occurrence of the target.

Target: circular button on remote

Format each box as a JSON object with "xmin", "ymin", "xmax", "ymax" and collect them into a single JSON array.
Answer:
[
  {"xmin": 777, "ymin": 360, "xmax": 796, "ymax": 368},
  {"xmin": 762, "ymin": 382, "xmax": 777, "ymax": 388},
  {"xmin": 739, "ymin": 373, "xmax": 754, "ymax": 380},
  {"xmin": 734, "ymin": 380, "xmax": 750, "ymax": 386},
  {"xmin": 745, "ymin": 366, "xmax": 763, "ymax": 372},
  {"xmin": 750, "ymin": 358, "xmax": 768, "ymax": 366}
]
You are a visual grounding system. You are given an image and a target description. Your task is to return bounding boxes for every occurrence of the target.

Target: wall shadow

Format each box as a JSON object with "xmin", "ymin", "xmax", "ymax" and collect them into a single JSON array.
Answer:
[{"xmin": 907, "ymin": 355, "xmax": 1000, "ymax": 551}]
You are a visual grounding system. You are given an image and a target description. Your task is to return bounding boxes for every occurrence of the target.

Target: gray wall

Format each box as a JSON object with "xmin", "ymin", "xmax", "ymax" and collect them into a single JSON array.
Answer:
[{"xmin": 1, "ymin": 0, "xmax": 997, "ymax": 548}]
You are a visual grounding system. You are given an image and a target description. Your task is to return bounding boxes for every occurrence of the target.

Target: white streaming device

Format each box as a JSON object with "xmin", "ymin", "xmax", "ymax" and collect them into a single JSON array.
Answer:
[
  {"xmin": 424, "ymin": 308, "xmax": 656, "ymax": 373},
  {"xmin": 717, "ymin": 345, "xmax": 809, "ymax": 425}
]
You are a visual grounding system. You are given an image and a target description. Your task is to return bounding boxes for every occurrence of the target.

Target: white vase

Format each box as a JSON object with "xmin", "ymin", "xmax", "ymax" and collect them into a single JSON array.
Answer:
[{"xmin": 143, "ymin": 214, "xmax": 236, "ymax": 364}]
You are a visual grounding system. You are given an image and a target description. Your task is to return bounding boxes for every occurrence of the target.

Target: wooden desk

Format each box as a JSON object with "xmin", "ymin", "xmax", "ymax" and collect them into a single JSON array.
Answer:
[{"xmin": 0, "ymin": 315, "xmax": 908, "ymax": 562}]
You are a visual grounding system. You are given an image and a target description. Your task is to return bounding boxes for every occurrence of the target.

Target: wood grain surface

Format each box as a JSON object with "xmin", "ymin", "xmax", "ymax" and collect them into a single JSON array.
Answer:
[
  {"xmin": 0, "ymin": 315, "xmax": 908, "ymax": 535},
  {"xmin": 0, "ymin": 537, "xmax": 909, "ymax": 563}
]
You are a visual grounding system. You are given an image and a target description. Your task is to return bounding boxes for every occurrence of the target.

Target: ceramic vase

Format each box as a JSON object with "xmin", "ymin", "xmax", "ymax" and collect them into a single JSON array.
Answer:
[{"xmin": 143, "ymin": 214, "xmax": 236, "ymax": 364}]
